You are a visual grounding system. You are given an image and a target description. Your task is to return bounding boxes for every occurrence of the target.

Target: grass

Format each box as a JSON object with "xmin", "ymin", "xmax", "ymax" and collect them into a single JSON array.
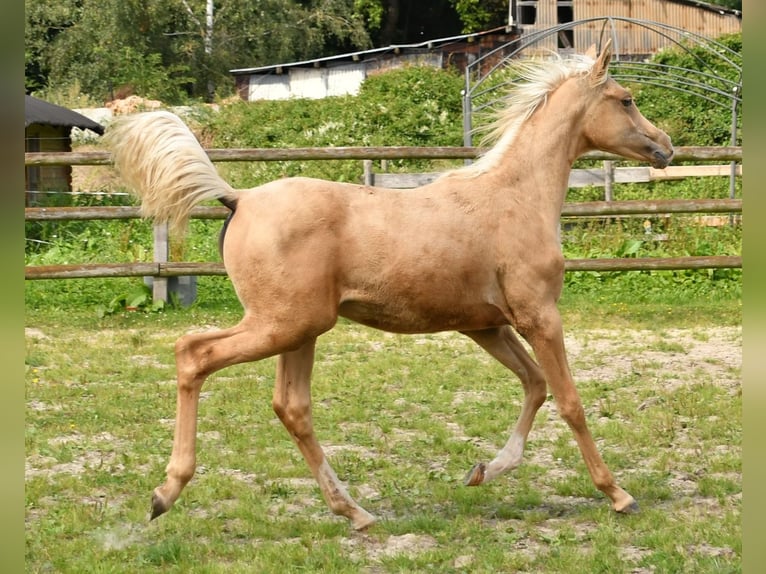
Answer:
[{"xmin": 25, "ymin": 294, "xmax": 741, "ymax": 573}]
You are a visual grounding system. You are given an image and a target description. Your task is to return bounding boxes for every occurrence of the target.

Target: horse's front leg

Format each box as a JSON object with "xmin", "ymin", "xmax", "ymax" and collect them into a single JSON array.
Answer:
[
  {"xmin": 521, "ymin": 305, "xmax": 638, "ymax": 513},
  {"xmin": 272, "ymin": 339, "xmax": 376, "ymax": 531},
  {"xmin": 460, "ymin": 326, "xmax": 548, "ymax": 485}
]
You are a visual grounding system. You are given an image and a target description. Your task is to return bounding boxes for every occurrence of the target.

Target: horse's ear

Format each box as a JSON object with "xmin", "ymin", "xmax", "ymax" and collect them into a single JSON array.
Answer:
[
  {"xmin": 590, "ymin": 38, "xmax": 613, "ymax": 84},
  {"xmin": 584, "ymin": 44, "xmax": 598, "ymax": 59}
]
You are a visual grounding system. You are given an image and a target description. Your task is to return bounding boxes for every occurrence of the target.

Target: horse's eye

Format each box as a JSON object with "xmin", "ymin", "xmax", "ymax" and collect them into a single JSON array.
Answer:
[{"xmin": 622, "ymin": 97, "xmax": 633, "ymax": 107}]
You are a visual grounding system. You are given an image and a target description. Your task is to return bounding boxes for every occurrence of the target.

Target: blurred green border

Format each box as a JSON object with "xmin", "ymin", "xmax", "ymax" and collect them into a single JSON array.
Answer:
[
  {"xmin": 741, "ymin": 1, "xmax": 764, "ymax": 572},
  {"xmin": 5, "ymin": 0, "xmax": 25, "ymax": 571},
  {"xmin": 15, "ymin": 2, "xmax": 756, "ymax": 572}
]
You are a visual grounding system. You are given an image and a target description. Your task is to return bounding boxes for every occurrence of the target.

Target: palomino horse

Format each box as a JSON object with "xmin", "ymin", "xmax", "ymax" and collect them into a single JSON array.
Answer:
[{"xmin": 107, "ymin": 41, "xmax": 673, "ymax": 530}]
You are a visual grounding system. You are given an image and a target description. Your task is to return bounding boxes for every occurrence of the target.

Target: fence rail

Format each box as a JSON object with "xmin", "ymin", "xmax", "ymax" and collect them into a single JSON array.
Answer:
[
  {"xmin": 366, "ymin": 164, "xmax": 743, "ymax": 190},
  {"xmin": 24, "ymin": 198, "xmax": 743, "ymax": 222},
  {"xmin": 25, "ymin": 205, "xmax": 225, "ymax": 221},
  {"xmin": 25, "ymin": 146, "xmax": 743, "ymax": 291},
  {"xmin": 24, "ymin": 145, "xmax": 742, "ymax": 166},
  {"xmin": 24, "ymin": 255, "xmax": 742, "ymax": 281}
]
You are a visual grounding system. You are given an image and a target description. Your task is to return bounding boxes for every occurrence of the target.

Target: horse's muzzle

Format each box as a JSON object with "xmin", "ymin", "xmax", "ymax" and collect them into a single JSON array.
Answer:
[{"xmin": 652, "ymin": 148, "xmax": 673, "ymax": 169}]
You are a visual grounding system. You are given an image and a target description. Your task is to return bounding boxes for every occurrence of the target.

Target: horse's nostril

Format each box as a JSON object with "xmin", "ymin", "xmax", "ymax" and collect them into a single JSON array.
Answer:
[{"xmin": 652, "ymin": 150, "xmax": 671, "ymax": 168}]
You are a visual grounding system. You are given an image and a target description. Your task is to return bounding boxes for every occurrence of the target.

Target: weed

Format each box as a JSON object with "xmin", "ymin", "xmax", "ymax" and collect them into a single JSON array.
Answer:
[
  {"xmin": 140, "ymin": 538, "xmax": 184, "ymax": 567},
  {"xmin": 651, "ymin": 337, "xmax": 687, "ymax": 353}
]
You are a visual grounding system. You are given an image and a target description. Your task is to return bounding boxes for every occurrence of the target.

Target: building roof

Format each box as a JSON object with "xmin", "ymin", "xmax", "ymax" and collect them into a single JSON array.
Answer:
[
  {"xmin": 25, "ymin": 95, "xmax": 105, "ymax": 135},
  {"xmin": 230, "ymin": 26, "xmax": 516, "ymax": 75}
]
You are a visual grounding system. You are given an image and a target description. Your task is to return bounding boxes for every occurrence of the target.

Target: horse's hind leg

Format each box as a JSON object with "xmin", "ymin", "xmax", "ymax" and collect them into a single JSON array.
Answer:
[
  {"xmin": 460, "ymin": 326, "xmax": 548, "ymax": 486},
  {"xmin": 151, "ymin": 318, "xmax": 295, "ymax": 520},
  {"xmin": 272, "ymin": 339, "xmax": 376, "ymax": 531}
]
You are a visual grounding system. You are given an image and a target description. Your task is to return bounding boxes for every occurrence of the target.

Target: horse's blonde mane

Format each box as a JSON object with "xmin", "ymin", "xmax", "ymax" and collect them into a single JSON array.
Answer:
[{"xmin": 452, "ymin": 53, "xmax": 601, "ymax": 177}]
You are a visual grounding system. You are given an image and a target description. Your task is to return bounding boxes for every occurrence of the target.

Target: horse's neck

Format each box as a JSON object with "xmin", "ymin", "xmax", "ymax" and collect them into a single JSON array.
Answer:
[{"xmin": 493, "ymin": 99, "xmax": 587, "ymax": 219}]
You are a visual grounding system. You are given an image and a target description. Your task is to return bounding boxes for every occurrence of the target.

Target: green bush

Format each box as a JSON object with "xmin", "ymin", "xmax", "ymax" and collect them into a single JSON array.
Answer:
[
  {"xmin": 628, "ymin": 33, "xmax": 741, "ymax": 146},
  {"xmin": 207, "ymin": 65, "xmax": 465, "ymax": 187}
]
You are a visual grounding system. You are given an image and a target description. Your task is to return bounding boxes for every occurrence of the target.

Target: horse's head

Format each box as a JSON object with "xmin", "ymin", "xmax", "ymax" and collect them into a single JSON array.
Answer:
[{"xmin": 580, "ymin": 40, "xmax": 674, "ymax": 169}]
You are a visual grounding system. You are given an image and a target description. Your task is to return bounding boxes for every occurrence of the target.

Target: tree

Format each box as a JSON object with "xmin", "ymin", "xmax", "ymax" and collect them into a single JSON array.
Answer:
[
  {"xmin": 26, "ymin": 0, "xmax": 516, "ymax": 102},
  {"xmin": 714, "ymin": 1, "xmax": 742, "ymax": 10},
  {"xmin": 24, "ymin": 0, "xmax": 81, "ymax": 94},
  {"xmin": 352, "ymin": 0, "xmax": 460, "ymax": 45},
  {"xmin": 26, "ymin": 0, "xmax": 198, "ymax": 102},
  {"xmin": 449, "ymin": 0, "xmax": 508, "ymax": 33},
  {"xmin": 353, "ymin": 0, "xmax": 505, "ymax": 45},
  {"xmin": 196, "ymin": 0, "xmax": 373, "ymax": 100},
  {"xmin": 26, "ymin": 0, "xmax": 374, "ymax": 103}
]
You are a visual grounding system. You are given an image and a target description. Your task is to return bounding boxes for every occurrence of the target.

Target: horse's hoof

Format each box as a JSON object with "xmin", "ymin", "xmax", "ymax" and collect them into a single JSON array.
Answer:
[
  {"xmin": 616, "ymin": 499, "xmax": 639, "ymax": 514},
  {"xmin": 150, "ymin": 491, "xmax": 170, "ymax": 520},
  {"xmin": 351, "ymin": 510, "xmax": 377, "ymax": 532},
  {"xmin": 463, "ymin": 463, "xmax": 486, "ymax": 487}
]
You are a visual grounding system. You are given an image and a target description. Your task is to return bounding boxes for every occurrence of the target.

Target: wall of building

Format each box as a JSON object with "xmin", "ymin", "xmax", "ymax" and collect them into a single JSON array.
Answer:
[
  {"xmin": 516, "ymin": 0, "xmax": 740, "ymax": 55},
  {"xmin": 25, "ymin": 124, "xmax": 72, "ymax": 206},
  {"xmin": 237, "ymin": 30, "xmax": 520, "ymax": 101}
]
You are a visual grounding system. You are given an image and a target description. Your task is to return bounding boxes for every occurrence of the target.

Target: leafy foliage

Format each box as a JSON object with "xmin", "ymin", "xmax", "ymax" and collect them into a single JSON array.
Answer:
[
  {"xmin": 26, "ymin": 0, "xmax": 374, "ymax": 103},
  {"xmin": 205, "ymin": 65, "xmax": 465, "ymax": 186},
  {"xmin": 24, "ymin": 0, "xmax": 534, "ymax": 103},
  {"xmin": 626, "ymin": 33, "xmax": 742, "ymax": 146},
  {"xmin": 448, "ymin": 0, "xmax": 508, "ymax": 33}
]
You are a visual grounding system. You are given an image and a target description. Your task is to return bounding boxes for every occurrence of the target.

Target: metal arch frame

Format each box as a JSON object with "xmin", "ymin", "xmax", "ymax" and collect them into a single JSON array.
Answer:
[{"xmin": 461, "ymin": 17, "xmax": 742, "ymax": 148}]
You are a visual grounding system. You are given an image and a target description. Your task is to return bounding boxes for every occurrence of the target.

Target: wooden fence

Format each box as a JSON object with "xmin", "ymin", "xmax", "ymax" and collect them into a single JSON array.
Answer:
[
  {"xmin": 364, "ymin": 161, "xmax": 742, "ymax": 194},
  {"xmin": 23, "ymin": 145, "xmax": 742, "ymax": 166},
  {"xmin": 25, "ymin": 146, "xmax": 742, "ymax": 301}
]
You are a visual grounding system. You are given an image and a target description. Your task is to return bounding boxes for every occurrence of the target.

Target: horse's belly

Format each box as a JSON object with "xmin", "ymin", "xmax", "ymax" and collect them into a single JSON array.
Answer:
[{"xmin": 337, "ymin": 298, "xmax": 507, "ymax": 334}]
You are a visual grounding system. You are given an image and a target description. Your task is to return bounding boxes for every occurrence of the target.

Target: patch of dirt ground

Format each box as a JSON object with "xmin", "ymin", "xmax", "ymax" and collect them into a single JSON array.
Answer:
[{"xmin": 563, "ymin": 326, "xmax": 741, "ymax": 390}]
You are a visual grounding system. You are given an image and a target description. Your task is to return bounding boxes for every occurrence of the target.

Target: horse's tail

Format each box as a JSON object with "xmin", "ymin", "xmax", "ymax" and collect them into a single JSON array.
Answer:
[{"xmin": 106, "ymin": 111, "xmax": 237, "ymax": 233}]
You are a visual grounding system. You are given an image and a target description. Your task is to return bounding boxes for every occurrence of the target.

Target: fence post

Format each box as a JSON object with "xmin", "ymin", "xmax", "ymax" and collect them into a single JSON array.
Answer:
[
  {"xmin": 153, "ymin": 222, "xmax": 169, "ymax": 303},
  {"xmin": 363, "ymin": 159, "xmax": 373, "ymax": 186},
  {"xmin": 729, "ymin": 91, "xmax": 739, "ymax": 227},
  {"xmin": 603, "ymin": 160, "xmax": 614, "ymax": 202},
  {"xmin": 461, "ymin": 87, "xmax": 473, "ymax": 165}
]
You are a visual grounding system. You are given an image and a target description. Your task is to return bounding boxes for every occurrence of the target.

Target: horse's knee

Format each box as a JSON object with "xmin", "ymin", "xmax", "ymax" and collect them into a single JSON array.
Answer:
[{"xmin": 175, "ymin": 334, "xmax": 199, "ymax": 368}]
